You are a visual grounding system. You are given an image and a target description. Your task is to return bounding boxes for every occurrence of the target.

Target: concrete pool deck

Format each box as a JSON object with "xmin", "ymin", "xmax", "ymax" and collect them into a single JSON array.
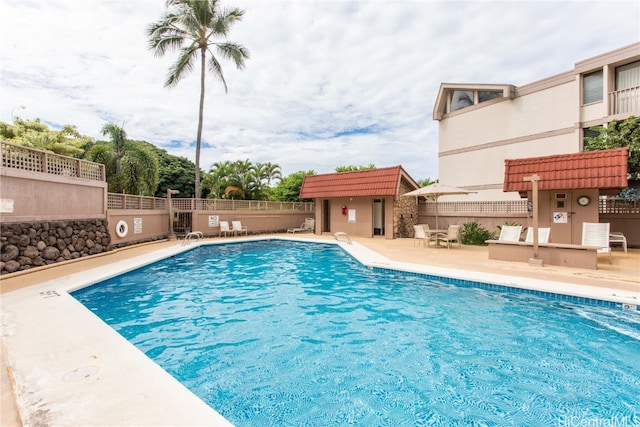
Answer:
[{"xmin": 1, "ymin": 234, "xmax": 639, "ymax": 426}]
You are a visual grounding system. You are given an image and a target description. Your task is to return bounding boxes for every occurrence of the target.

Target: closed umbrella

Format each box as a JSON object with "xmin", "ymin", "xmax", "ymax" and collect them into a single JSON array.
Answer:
[{"xmin": 402, "ymin": 183, "xmax": 476, "ymax": 230}]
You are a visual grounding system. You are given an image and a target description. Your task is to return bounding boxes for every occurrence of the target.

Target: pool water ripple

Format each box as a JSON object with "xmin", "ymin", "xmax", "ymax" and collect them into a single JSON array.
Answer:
[{"xmin": 73, "ymin": 240, "xmax": 640, "ymax": 426}]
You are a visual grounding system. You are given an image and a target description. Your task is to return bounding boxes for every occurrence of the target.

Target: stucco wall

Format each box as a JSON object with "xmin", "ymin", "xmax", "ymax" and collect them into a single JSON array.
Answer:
[
  {"xmin": 438, "ymin": 79, "xmax": 580, "ymax": 196},
  {"xmin": 0, "ymin": 168, "xmax": 107, "ymax": 222}
]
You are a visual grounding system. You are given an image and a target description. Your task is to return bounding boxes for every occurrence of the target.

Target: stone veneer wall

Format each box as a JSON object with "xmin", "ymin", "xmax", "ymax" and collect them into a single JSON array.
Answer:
[
  {"xmin": 393, "ymin": 179, "xmax": 419, "ymax": 238},
  {"xmin": 0, "ymin": 219, "xmax": 111, "ymax": 275}
]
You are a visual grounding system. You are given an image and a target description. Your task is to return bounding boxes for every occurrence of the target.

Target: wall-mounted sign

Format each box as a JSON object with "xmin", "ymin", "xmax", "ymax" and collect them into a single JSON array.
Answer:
[
  {"xmin": 133, "ymin": 217, "xmax": 143, "ymax": 234},
  {"xmin": 553, "ymin": 212, "xmax": 568, "ymax": 223},
  {"xmin": 348, "ymin": 209, "xmax": 356, "ymax": 223},
  {"xmin": 0, "ymin": 199, "xmax": 14, "ymax": 213},
  {"xmin": 208, "ymin": 215, "xmax": 219, "ymax": 227}
]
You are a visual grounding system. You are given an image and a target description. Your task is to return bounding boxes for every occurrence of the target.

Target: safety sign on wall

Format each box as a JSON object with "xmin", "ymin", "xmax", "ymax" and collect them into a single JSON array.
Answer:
[{"xmin": 553, "ymin": 212, "xmax": 568, "ymax": 223}]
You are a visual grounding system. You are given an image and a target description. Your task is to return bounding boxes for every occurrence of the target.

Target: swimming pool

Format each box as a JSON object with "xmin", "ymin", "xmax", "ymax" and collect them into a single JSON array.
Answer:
[{"xmin": 73, "ymin": 240, "xmax": 640, "ymax": 426}]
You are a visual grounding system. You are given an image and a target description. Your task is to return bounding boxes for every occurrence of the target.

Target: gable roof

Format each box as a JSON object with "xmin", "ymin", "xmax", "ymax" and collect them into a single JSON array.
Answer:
[
  {"xmin": 503, "ymin": 148, "xmax": 629, "ymax": 192},
  {"xmin": 300, "ymin": 165, "xmax": 419, "ymax": 199}
]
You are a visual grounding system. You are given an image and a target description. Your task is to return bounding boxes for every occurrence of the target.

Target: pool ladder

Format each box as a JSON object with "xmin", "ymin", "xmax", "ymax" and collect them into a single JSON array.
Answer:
[
  {"xmin": 182, "ymin": 231, "xmax": 204, "ymax": 246},
  {"xmin": 333, "ymin": 232, "xmax": 352, "ymax": 245}
]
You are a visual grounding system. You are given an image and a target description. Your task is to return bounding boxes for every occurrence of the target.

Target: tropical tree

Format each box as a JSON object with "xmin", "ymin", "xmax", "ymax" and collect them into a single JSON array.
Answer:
[
  {"xmin": 272, "ymin": 170, "xmax": 316, "ymax": 202},
  {"xmin": 254, "ymin": 162, "xmax": 282, "ymax": 200},
  {"xmin": 203, "ymin": 160, "xmax": 233, "ymax": 199},
  {"xmin": 152, "ymin": 146, "xmax": 196, "ymax": 198},
  {"xmin": 84, "ymin": 123, "xmax": 159, "ymax": 195},
  {"xmin": 100, "ymin": 123, "xmax": 127, "ymax": 185},
  {"xmin": 0, "ymin": 117, "xmax": 93, "ymax": 157},
  {"xmin": 147, "ymin": 0, "xmax": 250, "ymax": 199},
  {"xmin": 417, "ymin": 178, "xmax": 438, "ymax": 187},
  {"xmin": 335, "ymin": 164, "xmax": 376, "ymax": 172},
  {"xmin": 585, "ymin": 115, "xmax": 640, "ymax": 181}
]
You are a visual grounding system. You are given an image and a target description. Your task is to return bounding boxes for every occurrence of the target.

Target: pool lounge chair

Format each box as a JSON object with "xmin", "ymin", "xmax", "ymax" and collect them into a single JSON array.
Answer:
[
  {"xmin": 219, "ymin": 221, "xmax": 232, "ymax": 237},
  {"xmin": 609, "ymin": 232, "xmax": 628, "ymax": 253},
  {"xmin": 525, "ymin": 227, "xmax": 551, "ymax": 244},
  {"xmin": 288, "ymin": 218, "xmax": 315, "ymax": 233},
  {"xmin": 581, "ymin": 222, "xmax": 611, "ymax": 263},
  {"xmin": 498, "ymin": 225, "xmax": 522, "ymax": 242},
  {"xmin": 232, "ymin": 221, "xmax": 248, "ymax": 236}
]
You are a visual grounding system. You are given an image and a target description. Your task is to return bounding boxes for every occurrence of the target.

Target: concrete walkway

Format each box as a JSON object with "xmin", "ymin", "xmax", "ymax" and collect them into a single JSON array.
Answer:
[{"xmin": 1, "ymin": 235, "xmax": 638, "ymax": 426}]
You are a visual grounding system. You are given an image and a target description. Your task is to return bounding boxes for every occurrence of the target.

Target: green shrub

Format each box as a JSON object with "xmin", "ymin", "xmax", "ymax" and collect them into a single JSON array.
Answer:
[{"xmin": 460, "ymin": 221, "xmax": 496, "ymax": 246}]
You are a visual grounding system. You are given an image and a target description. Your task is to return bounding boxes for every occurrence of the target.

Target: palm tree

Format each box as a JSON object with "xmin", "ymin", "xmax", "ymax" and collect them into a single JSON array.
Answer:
[
  {"xmin": 147, "ymin": 0, "xmax": 249, "ymax": 199},
  {"xmin": 203, "ymin": 160, "xmax": 233, "ymax": 198},
  {"xmin": 101, "ymin": 123, "xmax": 127, "ymax": 184},
  {"xmin": 254, "ymin": 162, "xmax": 282, "ymax": 200},
  {"xmin": 85, "ymin": 123, "xmax": 159, "ymax": 195}
]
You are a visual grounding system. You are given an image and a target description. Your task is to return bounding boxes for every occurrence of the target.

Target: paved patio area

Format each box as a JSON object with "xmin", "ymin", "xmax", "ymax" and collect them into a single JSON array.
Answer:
[{"xmin": 1, "ymin": 234, "xmax": 638, "ymax": 426}]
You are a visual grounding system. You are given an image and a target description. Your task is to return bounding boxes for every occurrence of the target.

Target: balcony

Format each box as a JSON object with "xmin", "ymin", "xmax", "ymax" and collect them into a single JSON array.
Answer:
[{"xmin": 609, "ymin": 86, "xmax": 640, "ymax": 115}]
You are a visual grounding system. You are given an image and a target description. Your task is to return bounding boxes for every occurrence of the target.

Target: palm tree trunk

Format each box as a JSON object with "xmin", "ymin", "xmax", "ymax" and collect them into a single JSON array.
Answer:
[{"xmin": 195, "ymin": 47, "xmax": 207, "ymax": 199}]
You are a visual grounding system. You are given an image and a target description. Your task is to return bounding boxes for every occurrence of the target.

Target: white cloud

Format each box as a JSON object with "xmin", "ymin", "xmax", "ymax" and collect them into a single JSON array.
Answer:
[{"xmin": 1, "ymin": 0, "xmax": 638, "ymax": 182}]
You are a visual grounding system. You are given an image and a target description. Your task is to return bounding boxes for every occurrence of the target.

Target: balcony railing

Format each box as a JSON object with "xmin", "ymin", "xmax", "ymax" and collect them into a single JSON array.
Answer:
[
  {"xmin": 609, "ymin": 86, "xmax": 640, "ymax": 115},
  {"xmin": 1, "ymin": 141, "xmax": 105, "ymax": 181}
]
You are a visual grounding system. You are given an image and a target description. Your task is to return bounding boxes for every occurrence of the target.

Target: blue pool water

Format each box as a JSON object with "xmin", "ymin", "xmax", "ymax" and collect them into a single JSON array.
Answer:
[{"xmin": 72, "ymin": 240, "xmax": 640, "ymax": 426}]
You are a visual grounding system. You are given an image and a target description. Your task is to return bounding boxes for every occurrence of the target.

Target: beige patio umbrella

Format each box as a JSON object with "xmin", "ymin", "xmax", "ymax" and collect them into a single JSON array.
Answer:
[{"xmin": 402, "ymin": 183, "xmax": 476, "ymax": 230}]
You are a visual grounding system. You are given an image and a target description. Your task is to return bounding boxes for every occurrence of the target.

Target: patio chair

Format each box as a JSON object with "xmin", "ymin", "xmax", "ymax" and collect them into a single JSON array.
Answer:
[
  {"xmin": 288, "ymin": 218, "xmax": 315, "ymax": 233},
  {"xmin": 413, "ymin": 224, "xmax": 430, "ymax": 247},
  {"xmin": 498, "ymin": 225, "xmax": 522, "ymax": 242},
  {"xmin": 525, "ymin": 227, "xmax": 551, "ymax": 244},
  {"xmin": 232, "ymin": 221, "xmax": 248, "ymax": 236},
  {"xmin": 609, "ymin": 231, "xmax": 627, "ymax": 253},
  {"xmin": 219, "ymin": 221, "xmax": 232, "ymax": 237},
  {"xmin": 436, "ymin": 224, "xmax": 461, "ymax": 249},
  {"xmin": 581, "ymin": 222, "xmax": 611, "ymax": 263}
]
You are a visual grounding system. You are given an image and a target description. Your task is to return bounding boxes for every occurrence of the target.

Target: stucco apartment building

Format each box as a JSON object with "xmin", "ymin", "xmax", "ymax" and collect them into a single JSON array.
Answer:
[{"xmin": 433, "ymin": 42, "xmax": 640, "ymax": 201}]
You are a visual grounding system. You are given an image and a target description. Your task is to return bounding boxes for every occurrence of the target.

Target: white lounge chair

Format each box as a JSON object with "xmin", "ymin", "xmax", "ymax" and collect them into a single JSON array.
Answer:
[
  {"xmin": 219, "ymin": 221, "xmax": 232, "ymax": 237},
  {"xmin": 436, "ymin": 224, "xmax": 461, "ymax": 249},
  {"xmin": 288, "ymin": 218, "xmax": 315, "ymax": 233},
  {"xmin": 525, "ymin": 227, "xmax": 551, "ymax": 244},
  {"xmin": 609, "ymin": 232, "xmax": 628, "ymax": 253},
  {"xmin": 232, "ymin": 220, "xmax": 248, "ymax": 236},
  {"xmin": 581, "ymin": 222, "xmax": 611, "ymax": 263},
  {"xmin": 498, "ymin": 225, "xmax": 522, "ymax": 242},
  {"xmin": 413, "ymin": 224, "xmax": 430, "ymax": 247}
]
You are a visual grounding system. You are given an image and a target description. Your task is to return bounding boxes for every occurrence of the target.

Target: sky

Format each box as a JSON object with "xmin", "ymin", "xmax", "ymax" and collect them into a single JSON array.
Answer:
[{"xmin": 1, "ymin": 0, "xmax": 639, "ymax": 182}]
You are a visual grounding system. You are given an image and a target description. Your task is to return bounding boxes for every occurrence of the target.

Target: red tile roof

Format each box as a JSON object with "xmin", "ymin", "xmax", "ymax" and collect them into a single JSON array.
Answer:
[
  {"xmin": 300, "ymin": 165, "xmax": 418, "ymax": 198},
  {"xmin": 503, "ymin": 148, "xmax": 628, "ymax": 192}
]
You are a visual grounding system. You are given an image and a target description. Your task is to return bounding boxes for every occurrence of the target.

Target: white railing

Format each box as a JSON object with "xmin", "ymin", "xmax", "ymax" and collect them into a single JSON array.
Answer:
[
  {"xmin": 599, "ymin": 197, "xmax": 640, "ymax": 214},
  {"xmin": 1, "ymin": 141, "xmax": 105, "ymax": 181},
  {"xmin": 172, "ymin": 198, "xmax": 315, "ymax": 212},
  {"xmin": 420, "ymin": 200, "xmax": 528, "ymax": 215},
  {"xmin": 107, "ymin": 193, "xmax": 167, "ymax": 210},
  {"xmin": 609, "ymin": 86, "xmax": 640, "ymax": 115}
]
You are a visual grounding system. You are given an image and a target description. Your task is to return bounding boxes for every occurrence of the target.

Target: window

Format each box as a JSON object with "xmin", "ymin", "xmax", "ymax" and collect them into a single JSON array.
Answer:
[
  {"xmin": 450, "ymin": 90, "xmax": 473, "ymax": 112},
  {"xmin": 478, "ymin": 90, "xmax": 502, "ymax": 103},
  {"xmin": 583, "ymin": 127, "xmax": 600, "ymax": 150},
  {"xmin": 449, "ymin": 89, "xmax": 504, "ymax": 113},
  {"xmin": 583, "ymin": 70, "xmax": 603, "ymax": 104},
  {"xmin": 615, "ymin": 60, "xmax": 640, "ymax": 91}
]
